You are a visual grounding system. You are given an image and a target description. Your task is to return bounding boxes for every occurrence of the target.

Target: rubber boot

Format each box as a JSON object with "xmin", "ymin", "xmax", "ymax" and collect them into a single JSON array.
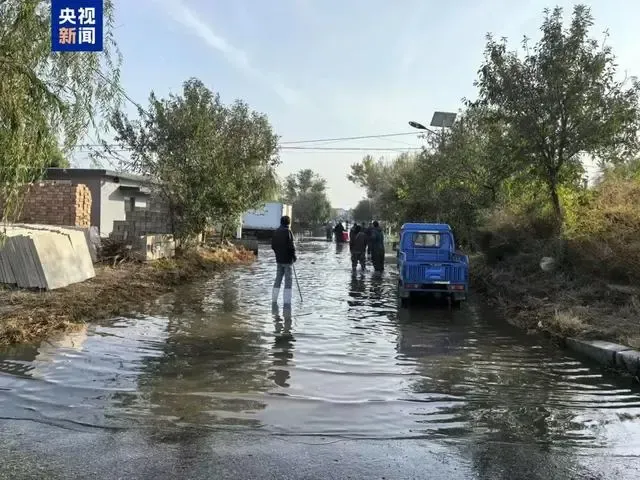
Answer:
[
  {"xmin": 272, "ymin": 287, "xmax": 280, "ymax": 304},
  {"xmin": 283, "ymin": 288, "xmax": 292, "ymax": 305}
]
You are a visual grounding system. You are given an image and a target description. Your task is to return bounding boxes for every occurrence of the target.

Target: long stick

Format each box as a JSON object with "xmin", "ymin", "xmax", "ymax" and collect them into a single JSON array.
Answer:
[{"xmin": 292, "ymin": 264, "xmax": 303, "ymax": 302}]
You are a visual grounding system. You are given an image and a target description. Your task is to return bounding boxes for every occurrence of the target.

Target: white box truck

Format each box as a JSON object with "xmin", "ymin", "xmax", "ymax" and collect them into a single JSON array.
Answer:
[{"xmin": 242, "ymin": 202, "xmax": 292, "ymax": 239}]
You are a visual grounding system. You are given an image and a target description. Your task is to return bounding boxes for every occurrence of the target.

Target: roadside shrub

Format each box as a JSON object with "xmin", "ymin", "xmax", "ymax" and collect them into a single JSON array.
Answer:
[
  {"xmin": 477, "ymin": 175, "xmax": 640, "ymax": 284},
  {"xmin": 476, "ymin": 204, "xmax": 558, "ymax": 265},
  {"xmin": 564, "ymin": 179, "xmax": 640, "ymax": 283}
]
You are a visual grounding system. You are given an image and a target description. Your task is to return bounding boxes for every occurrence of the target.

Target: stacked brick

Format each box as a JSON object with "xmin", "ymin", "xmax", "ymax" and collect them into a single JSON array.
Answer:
[{"xmin": 0, "ymin": 181, "xmax": 92, "ymax": 228}]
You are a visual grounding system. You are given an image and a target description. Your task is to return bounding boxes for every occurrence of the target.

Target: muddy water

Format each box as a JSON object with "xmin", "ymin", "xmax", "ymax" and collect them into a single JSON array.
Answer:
[{"xmin": 1, "ymin": 240, "xmax": 640, "ymax": 457}]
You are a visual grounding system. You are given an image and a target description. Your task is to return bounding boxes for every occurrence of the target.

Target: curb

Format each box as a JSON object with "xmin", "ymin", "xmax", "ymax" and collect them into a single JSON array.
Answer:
[{"xmin": 565, "ymin": 338, "xmax": 640, "ymax": 379}]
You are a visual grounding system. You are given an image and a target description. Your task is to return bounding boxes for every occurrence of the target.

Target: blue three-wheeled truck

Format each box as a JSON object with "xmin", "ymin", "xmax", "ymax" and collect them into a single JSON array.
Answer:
[{"xmin": 396, "ymin": 223, "xmax": 469, "ymax": 308}]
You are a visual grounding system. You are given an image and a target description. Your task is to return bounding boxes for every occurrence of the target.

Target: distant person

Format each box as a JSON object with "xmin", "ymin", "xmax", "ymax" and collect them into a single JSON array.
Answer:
[
  {"xmin": 271, "ymin": 215, "xmax": 297, "ymax": 305},
  {"xmin": 333, "ymin": 221, "xmax": 345, "ymax": 243},
  {"xmin": 325, "ymin": 222, "xmax": 333, "ymax": 241},
  {"xmin": 350, "ymin": 224, "xmax": 367, "ymax": 271},
  {"xmin": 370, "ymin": 220, "xmax": 385, "ymax": 272}
]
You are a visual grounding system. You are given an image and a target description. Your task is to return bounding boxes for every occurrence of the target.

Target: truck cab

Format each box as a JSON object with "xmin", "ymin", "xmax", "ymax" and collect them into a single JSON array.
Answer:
[{"xmin": 396, "ymin": 223, "xmax": 469, "ymax": 307}]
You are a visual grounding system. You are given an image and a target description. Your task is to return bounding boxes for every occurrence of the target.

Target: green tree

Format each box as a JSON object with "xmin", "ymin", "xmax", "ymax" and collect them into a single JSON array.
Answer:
[
  {"xmin": 347, "ymin": 154, "xmax": 390, "ymax": 202},
  {"xmin": 110, "ymin": 77, "xmax": 280, "ymax": 240},
  {"xmin": 348, "ymin": 152, "xmax": 418, "ymax": 225},
  {"xmin": 476, "ymin": 4, "xmax": 640, "ymax": 223},
  {"xmin": 437, "ymin": 106, "xmax": 519, "ymax": 204},
  {"xmin": 352, "ymin": 199, "xmax": 374, "ymax": 223},
  {"xmin": 0, "ymin": 0, "xmax": 122, "ymax": 224},
  {"xmin": 282, "ymin": 169, "xmax": 331, "ymax": 228}
]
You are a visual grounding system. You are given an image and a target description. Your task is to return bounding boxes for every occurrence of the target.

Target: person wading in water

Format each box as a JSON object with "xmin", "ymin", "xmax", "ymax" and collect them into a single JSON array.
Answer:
[
  {"xmin": 349, "ymin": 223, "xmax": 358, "ymax": 247},
  {"xmin": 333, "ymin": 221, "xmax": 345, "ymax": 243},
  {"xmin": 370, "ymin": 220, "xmax": 385, "ymax": 272},
  {"xmin": 365, "ymin": 222, "xmax": 374, "ymax": 259},
  {"xmin": 271, "ymin": 215, "xmax": 297, "ymax": 305},
  {"xmin": 350, "ymin": 224, "xmax": 367, "ymax": 272},
  {"xmin": 325, "ymin": 222, "xmax": 333, "ymax": 241}
]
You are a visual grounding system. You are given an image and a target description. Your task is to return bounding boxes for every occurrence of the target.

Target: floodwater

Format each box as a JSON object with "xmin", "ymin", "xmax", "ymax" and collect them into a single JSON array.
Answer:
[{"xmin": 1, "ymin": 240, "xmax": 640, "ymax": 479}]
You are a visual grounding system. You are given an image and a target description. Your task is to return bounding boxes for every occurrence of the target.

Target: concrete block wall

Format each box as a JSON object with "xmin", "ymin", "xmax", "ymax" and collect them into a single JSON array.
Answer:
[
  {"xmin": 110, "ymin": 193, "xmax": 173, "ymax": 241},
  {"xmin": 131, "ymin": 234, "xmax": 176, "ymax": 261},
  {"xmin": 0, "ymin": 181, "xmax": 92, "ymax": 228}
]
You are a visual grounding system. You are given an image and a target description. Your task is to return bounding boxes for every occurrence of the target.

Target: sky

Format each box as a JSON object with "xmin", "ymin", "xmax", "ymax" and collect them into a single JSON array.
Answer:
[{"xmin": 75, "ymin": 0, "xmax": 640, "ymax": 208}]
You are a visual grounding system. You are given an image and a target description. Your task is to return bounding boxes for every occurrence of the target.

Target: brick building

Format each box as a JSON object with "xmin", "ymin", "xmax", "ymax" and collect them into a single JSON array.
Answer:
[
  {"xmin": 0, "ymin": 181, "xmax": 92, "ymax": 228},
  {"xmin": 44, "ymin": 168, "xmax": 158, "ymax": 237}
]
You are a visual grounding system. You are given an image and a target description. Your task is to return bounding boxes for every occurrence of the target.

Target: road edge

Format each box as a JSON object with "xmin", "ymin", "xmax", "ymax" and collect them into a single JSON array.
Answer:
[{"xmin": 564, "ymin": 338, "xmax": 640, "ymax": 380}]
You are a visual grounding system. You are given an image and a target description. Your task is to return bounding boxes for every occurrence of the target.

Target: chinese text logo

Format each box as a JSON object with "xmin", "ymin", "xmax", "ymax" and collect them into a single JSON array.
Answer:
[{"xmin": 51, "ymin": 0, "xmax": 104, "ymax": 52}]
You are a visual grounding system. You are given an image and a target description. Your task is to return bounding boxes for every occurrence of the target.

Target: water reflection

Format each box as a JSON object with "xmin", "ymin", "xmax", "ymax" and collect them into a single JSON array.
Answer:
[
  {"xmin": 270, "ymin": 304, "xmax": 294, "ymax": 388},
  {"xmin": 368, "ymin": 273, "xmax": 385, "ymax": 306},
  {"xmin": 0, "ymin": 240, "xmax": 639, "ymax": 468},
  {"xmin": 347, "ymin": 273, "xmax": 366, "ymax": 307},
  {"xmin": 134, "ymin": 283, "xmax": 270, "ymax": 430},
  {"xmin": 0, "ymin": 344, "xmax": 38, "ymax": 378},
  {"xmin": 220, "ymin": 276, "xmax": 239, "ymax": 312}
]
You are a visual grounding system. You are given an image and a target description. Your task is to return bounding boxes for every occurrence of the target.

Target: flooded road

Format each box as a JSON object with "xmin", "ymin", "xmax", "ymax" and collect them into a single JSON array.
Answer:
[{"xmin": 1, "ymin": 240, "xmax": 640, "ymax": 479}]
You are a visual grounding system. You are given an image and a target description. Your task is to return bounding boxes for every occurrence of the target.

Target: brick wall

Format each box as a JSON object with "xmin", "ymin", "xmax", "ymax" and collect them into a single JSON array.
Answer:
[{"xmin": 0, "ymin": 181, "xmax": 92, "ymax": 228}]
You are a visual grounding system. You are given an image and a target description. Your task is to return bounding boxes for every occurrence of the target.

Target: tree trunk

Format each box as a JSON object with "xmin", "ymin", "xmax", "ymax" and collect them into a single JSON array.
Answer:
[
  {"xmin": 167, "ymin": 197, "xmax": 176, "ymax": 238},
  {"xmin": 548, "ymin": 178, "xmax": 563, "ymax": 228}
]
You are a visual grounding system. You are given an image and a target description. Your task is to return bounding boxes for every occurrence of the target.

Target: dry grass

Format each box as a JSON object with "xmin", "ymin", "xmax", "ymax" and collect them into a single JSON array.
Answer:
[
  {"xmin": 547, "ymin": 310, "xmax": 587, "ymax": 337},
  {"xmin": 0, "ymin": 245, "xmax": 255, "ymax": 346},
  {"xmin": 472, "ymin": 247, "xmax": 640, "ymax": 345},
  {"xmin": 472, "ymin": 177, "xmax": 640, "ymax": 347},
  {"xmin": 564, "ymin": 180, "xmax": 640, "ymax": 283}
]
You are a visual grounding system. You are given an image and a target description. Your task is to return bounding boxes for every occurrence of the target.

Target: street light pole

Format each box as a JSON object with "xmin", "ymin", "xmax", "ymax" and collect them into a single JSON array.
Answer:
[{"xmin": 407, "ymin": 121, "xmax": 437, "ymax": 151}]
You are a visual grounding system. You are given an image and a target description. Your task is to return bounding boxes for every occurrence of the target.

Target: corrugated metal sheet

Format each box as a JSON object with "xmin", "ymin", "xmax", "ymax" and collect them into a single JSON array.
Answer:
[{"xmin": 404, "ymin": 263, "xmax": 466, "ymax": 283}]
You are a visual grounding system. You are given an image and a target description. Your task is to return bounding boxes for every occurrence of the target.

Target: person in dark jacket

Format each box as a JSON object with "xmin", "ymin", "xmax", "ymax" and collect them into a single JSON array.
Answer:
[
  {"xmin": 365, "ymin": 222, "xmax": 374, "ymax": 258},
  {"xmin": 349, "ymin": 223, "xmax": 358, "ymax": 249},
  {"xmin": 370, "ymin": 220, "xmax": 385, "ymax": 272},
  {"xmin": 271, "ymin": 215, "xmax": 297, "ymax": 305},
  {"xmin": 350, "ymin": 224, "xmax": 367, "ymax": 271},
  {"xmin": 333, "ymin": 221, "xmax": 345, "ymax": 243}
]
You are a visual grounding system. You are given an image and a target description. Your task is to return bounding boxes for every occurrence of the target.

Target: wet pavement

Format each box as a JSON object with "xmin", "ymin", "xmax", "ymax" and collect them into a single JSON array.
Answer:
[{"xmin": 1, "ymin": 240, "xmax": 640, "ymax": 479}]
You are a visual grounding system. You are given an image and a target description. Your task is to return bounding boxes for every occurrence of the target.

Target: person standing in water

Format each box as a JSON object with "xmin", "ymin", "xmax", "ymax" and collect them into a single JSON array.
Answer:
[
  {"xmin": 370, "ymin": 220, "xmax": 385, "ymax": 272},
  {"xmin": 333, "ymin": 221, "xmax": 345, "ymax": 243},
  {"xmin": 350, "ymin": 224, "xmax": 367, "ymax": 271},
  {"xmin": 365, "ymin": 222, "xmax": 374, "ymax": 259},
  {"xmin": 271, "ymin": 215, "xmax": 297, "ymax": 305},
  {"xmin": 349, "ymin": 223, "xmax": 358, "ymax": 248}
]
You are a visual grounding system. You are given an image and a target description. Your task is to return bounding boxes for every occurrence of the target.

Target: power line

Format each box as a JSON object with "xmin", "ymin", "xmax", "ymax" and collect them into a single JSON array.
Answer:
[
  {"xmin": 90, "ymin": 67, "xmax": 426, "ymax": 146},
  {"xmin": 88, "ymin": 67, "xmax": 431, "ymax": 150},
  {"xmin": 73, "ymin": 145, "xmax": 422, "ymax": 153},
  {"xmin": 91, "ymin": 66, "xmax": 147, "ymax": 114},
  {"xmin": 281, "ymin": 146, "xmax": 421, "ymax": 152},
  {"xmin": 279, "ymin": 132, "xmax": 422, "ymax": 144},
  {"xmin": 89, "ymin": 65, "xmax": 433, "ymax": 150},
  {"xmin": 77, "ymin": 131, "xmax": 426, "ymax": 150}
]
